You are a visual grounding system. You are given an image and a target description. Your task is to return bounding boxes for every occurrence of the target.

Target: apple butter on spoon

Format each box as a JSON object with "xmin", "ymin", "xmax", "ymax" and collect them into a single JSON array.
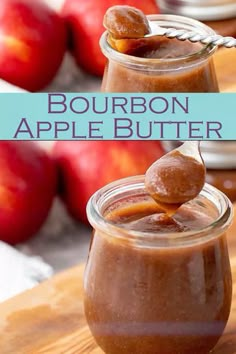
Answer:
[
  {"xmin": 145, "ymin": 141, "xmax": 206, "ymax": 211},
  {"xmin": 103, "ymin": 5, "xmax": 151, "ymax": 40},
  {"xmin": 103, "ymin": 5, "xmax": 154, "ymax": 54},
  {"xmin": 104, "ymin": 5, "xmax": 236, "ymax": 53},
  {"xmin": 103, "ymin": 5, "xmax": 199, "ymax": 56}
]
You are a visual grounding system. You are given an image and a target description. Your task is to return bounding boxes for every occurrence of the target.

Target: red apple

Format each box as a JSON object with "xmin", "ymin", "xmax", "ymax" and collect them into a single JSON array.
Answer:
[
  {"xmin": 53, "ymin": 141, "xmax": 164, "ymax": 223},
  {"xmin": 0, "ymin": 0, "xmax": 67, "ymax": 91},
  {"xmin": 0, "ymin": 142, "xmax": 57, "ymax": 244},
  {"xmin": 62, "ymin": 0, "xmax": 160, "ymax": 76}
]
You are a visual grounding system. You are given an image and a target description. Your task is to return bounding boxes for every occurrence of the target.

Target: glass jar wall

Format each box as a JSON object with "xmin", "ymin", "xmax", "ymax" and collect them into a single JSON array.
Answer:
[{"xmin": 84, "ymin": 176, "xmax": 233, "ymax": 354}]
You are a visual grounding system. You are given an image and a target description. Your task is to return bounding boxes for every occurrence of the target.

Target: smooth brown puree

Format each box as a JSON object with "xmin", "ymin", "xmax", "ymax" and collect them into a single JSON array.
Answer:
[
  {"xmin": 145, "ymin": 150, "xmax": 206, "ymax": 205},
  {"xmin": 102, "ymin": 7, "xmax": 219, "ymax": 93},
  {"xmin": 102, "ymin": 37, "xmax": 218, "ymax": 92},
  {"xmin": 84, "ymin": 200, "xmax": 232, "ymax": 354},
  {"xmin": 103, "ymin": 6, "xmax": 150, "ymax": 40}
]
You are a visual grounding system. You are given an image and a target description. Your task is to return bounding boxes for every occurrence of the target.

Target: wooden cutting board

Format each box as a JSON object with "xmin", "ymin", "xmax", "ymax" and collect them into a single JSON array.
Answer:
[{"xmin": 0, "ymin": 48, "xmax": 236, "ymax": 354}]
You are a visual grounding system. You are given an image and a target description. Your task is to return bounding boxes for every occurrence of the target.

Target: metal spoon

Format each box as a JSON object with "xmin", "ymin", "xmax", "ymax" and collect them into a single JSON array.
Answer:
[
  {"xmin": 104, "ymin": 6, "xmax": 236, "ymax": 48},
  {"xmin": 174, "ymin": 141, "xmax": 202, "ymax": 162},
  {"xmin": 147, "ymin": 21, "xmax": 236, "ymax": 48}
]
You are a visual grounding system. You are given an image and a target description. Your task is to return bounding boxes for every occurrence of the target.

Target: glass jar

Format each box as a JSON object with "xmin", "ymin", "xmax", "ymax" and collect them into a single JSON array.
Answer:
[
  {"xmin": 163, "ymin": 141, "xmax": 236, "ymax": 203},
  {"xmin": 100, "ymin": 14, "xmax": 219, "ymax": 93},
  {"xmin": 84, "ymin": 176, "xmax": 233, "ymax": 354}
]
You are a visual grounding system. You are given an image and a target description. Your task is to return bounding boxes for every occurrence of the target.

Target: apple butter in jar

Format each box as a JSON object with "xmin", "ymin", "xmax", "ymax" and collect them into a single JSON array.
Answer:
[
  {"xmin": 100, "ymin": 11, "xmax": 219, "ymax": 93},
  {"xmin": 84, "ymin": 175, "xmax": 233, "ymax": 354}
]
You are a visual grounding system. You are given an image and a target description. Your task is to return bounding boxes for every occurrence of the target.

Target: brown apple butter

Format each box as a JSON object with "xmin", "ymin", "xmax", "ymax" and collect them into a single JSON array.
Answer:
[
  {"xmin": 85, "ymin": 178, "xmax": 233, "ymax": 354},
  {"xmin": 145, "ymin": 149, "xmax": 206, "ymax": 205},
  {"xmin": 103, "ymin": 6, "xmax": 150, "ymax": 40},
  {"xmin": 100, "ymin": 14, "xmax": 219, "ymax": 93}
]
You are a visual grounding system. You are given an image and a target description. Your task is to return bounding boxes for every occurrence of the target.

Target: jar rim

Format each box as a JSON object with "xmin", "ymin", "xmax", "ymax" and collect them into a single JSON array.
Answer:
[
  {"xmin": 87, "ymin": 175, "xmax": 233, "ymax": 248},
  {"xmin": 100, "ymin": 14, "xmax": 217, "ymax": 70}
]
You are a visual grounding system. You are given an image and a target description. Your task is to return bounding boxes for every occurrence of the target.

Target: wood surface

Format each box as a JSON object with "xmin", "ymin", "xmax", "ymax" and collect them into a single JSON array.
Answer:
[{"xmin": 0, "ymin": 48, "xmax": 236, "ymax": 354}]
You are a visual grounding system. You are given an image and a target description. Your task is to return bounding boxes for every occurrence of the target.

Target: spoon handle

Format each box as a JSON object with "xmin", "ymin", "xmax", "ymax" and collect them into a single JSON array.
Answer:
[
  {"xmin": 177, "ymin": 141, "xmax": 202, "ymax": 162},
  {"xmin": 164, "ymin": 29, "xmax": 236, "ymax": 48},
  {"xmin": 148, "ymin": 24, "xmax": 236, "ymax": 48}
]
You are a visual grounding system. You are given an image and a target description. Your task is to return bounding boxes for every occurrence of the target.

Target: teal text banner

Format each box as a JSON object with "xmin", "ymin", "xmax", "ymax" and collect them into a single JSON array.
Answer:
[{"xmin": 0, "ymin": 93, "xmax": 235, "ymax": 140}]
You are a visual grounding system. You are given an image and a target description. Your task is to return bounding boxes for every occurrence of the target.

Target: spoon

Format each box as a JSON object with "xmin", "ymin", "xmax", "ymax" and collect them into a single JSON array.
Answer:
[
  {"xmin": 147, "ymin": 22, "xmax": 236, "ymax": 49},
  {"xmin": 104, "ymin": 5, "xmax": 236, "ymax": 49},
  {"xmin": 145, "ymin": 141, "xmax": 206, "ymax": 207}
]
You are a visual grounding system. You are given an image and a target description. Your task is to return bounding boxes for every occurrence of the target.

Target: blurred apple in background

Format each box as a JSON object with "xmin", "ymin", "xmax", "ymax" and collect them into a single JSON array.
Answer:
[
  {"xmin": 0, "ymin": 142, "xmax": 57, "ymax": 244},
  {"xmin": 53, "ymin": 141, "xmax": 164, "ymax": 223},
  {"xmin": 62, "ymin": 0, "xmax": 160, "ymax": 76},
  {"xmin": 0, "ymin": 0, "xmax": 67, "ymax": 91}
]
